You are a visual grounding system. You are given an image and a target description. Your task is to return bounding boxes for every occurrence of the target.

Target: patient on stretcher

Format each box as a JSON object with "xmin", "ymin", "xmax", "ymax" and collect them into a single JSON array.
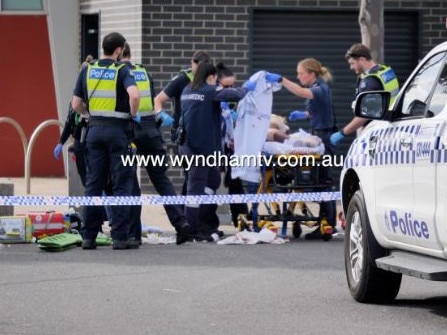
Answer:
[{"xmin": 263, "ymin": 114, "xmax": 325, "ymax": 155}]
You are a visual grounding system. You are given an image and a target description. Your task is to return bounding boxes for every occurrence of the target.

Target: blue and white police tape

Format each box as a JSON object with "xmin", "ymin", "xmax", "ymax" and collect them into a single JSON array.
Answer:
[{"xmin": 0, "ymin": 192, "xmax": 340, "ymax": 206}]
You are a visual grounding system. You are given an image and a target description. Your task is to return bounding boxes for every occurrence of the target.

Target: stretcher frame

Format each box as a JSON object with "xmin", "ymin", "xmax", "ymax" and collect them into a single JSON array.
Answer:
[{"xmin": 239, "ymin": 153, "xmax": 333, "ymax": 241}]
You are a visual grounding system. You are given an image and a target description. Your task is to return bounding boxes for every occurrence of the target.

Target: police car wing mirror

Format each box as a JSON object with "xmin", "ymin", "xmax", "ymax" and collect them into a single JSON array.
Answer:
[{"xmin": 354, "ymin": 91, "xmax": 390, "ymax": 120}]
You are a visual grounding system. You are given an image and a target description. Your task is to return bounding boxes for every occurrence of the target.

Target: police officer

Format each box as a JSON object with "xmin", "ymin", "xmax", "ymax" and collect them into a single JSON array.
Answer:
[
  {"xmin": 153, "ymin": 50, "xmax": 211, "ymax": 198},
  {"xmin": 71, "ymin": 32, "xmax": 140, "ymax": 250},
  {"xmin": 53, "ymin": 102, "xmax": 88, "ymax": 187},
  {"xmin": 54, "ymin": 55, "xmax": 95, "ymax": 187},
  {"xmin": 330, "ymin": 43, "xmax": 399, "ymax": 145},
  {"xmin": 120, "ymin": 43, "xmax": 191, "ymax": 245}
]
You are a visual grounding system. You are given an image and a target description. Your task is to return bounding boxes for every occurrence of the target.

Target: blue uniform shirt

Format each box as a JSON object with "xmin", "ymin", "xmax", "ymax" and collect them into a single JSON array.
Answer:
[
  {"xmin": 306, "ymin": 78, "xmax": 335, "ymax": 130},
  {"xmin": 181, "ymin": 84, "xmax": 248, "ymax": 155},
  {"xmin": 163, "ymin": 70, "xmax": 191, "ymax": 127}
]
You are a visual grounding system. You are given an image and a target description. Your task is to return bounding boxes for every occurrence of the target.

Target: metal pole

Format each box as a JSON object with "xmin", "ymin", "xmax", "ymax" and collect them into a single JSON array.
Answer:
[
  {"xmin": 0, "ymin": 117, "xmax": 29, "ymax": 162},
  {"xmin": 25, "ymin": 119, "xmax": 64, "ymax": 194}
]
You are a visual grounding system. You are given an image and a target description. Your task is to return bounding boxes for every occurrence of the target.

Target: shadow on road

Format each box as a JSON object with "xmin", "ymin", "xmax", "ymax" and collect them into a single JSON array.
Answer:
[{"xmin": 394, "ymin": 296, "xmax": 447, "ymax": 318}]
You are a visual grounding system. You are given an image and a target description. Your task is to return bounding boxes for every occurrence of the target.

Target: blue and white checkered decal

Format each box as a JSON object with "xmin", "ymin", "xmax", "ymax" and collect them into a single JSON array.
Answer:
[{"xmin": 344, "ymin": 123, "xmax": 444, "ymax": 169}]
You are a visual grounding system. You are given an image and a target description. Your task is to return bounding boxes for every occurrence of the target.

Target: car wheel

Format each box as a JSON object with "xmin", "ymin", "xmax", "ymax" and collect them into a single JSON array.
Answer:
[{"xmin": 344, "ymin": 190, "xmax": 402, "ymax": 303}]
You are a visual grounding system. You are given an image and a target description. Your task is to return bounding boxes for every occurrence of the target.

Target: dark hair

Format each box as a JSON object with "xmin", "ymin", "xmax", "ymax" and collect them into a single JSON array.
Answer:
[
  {"xmin": 191, "ymin": 61, "xmax": 216, "ymax": 90},
  {"xmin": 192, "ymin": 50, "xmax": 211, "ymax": 63},
  {"xmin": 216, "ymin": 61, "xmax": 234, "ymax": 80},
  {"xmin": 102, "ymin": 32, "xmax": 126, "ymax": 56},
  {"xmin": 345, "ymin": 43, "xmax": 372, "ymax": 60},
  {"xmin": 122, "ymin": 42, "xmax": 131, "ymax": 59}
]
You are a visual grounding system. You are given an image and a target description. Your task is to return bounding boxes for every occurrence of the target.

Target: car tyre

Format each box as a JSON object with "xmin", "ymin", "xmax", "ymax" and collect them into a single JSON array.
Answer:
[{"xmin": 345, "ymin": 189, "xmax": 402, "ymax": 303}]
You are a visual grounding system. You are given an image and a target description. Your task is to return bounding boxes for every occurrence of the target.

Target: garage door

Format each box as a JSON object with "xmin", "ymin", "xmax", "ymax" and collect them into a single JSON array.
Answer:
[{"xmin": 251, "ymin": 8, "xmax": 419, "ymax": 184}]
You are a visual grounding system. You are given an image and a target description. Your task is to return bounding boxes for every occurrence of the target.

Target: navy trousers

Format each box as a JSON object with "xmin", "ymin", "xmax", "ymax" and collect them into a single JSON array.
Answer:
[
  {"xmin": 82, "ymin": 124, "xmax": 135, "ymax": 241},
  {"xmin": 133, "ymin": 117, "xmax": 187, "ymax": 231}
]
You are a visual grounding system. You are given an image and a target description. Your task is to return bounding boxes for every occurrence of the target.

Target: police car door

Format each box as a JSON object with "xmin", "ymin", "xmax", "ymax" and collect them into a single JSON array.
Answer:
[{"xmin": 388, "ymin": 52, "xmax": 447, "ymax": 251}]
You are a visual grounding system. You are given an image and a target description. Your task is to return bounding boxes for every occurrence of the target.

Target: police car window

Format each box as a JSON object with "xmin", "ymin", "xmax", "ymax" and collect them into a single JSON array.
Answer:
[
  {"xmin": 427, "ymin": 60, "xmax": 447, "ymax": 117},
  {"xmin": 400, "ymin": 52, "xmax": 447, "ymax": 118}
]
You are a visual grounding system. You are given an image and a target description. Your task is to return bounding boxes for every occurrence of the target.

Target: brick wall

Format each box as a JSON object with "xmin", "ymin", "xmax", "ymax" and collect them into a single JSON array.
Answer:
[
  {"xmin": 142, "ymin": 0, "xmax": 447, "ymax": 93},
  {"xmin": 138, "ymin": 0, "xmax": 447, "ymax": 193}
]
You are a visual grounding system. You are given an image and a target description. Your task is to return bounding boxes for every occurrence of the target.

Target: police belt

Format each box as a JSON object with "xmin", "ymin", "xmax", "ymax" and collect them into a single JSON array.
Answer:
[
  {"xmin": 141, "ymin": 115, "xmax": 156, "ymax": 122},
  {"xmin": 136, "ymin": 115, "xmax": 157, "ymax": 128},
  {"xmin": 89, "ymin": 117, "xmax": 130, "ymax": 127}
]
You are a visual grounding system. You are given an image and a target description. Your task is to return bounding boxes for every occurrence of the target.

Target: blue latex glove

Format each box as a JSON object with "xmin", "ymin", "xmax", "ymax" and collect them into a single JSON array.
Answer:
[
  {"xmin": 243, "ymin": 80, "xmax": 257, "ymax": 91},
  {"xmin": 53, "ymin": 143, "xmax": 63, "ymax": 160},
  {"xmin": 265, "ymin": 72, "xmax": 282, "ymax": 83},
  {"xmin": 330, "ymin": 131, "xmax": 346, "ymax": 146},
  {"xmin": 220, "ymin": 102, "xmax": 229, "ymax": 110},
  {"xmin": 230, "ymin": 110, "xmax": 238, "ymax": 121},
  {"xmin": 289, "ymin": 110, "xmax": 308, "ymax": 121},
  {"xmin": 156, "ymin": 110, "xmax": 174, "ymax": 127},
  {"xmin": 132, "ymin": 114, "xmax": 141, "ymax": 123}
]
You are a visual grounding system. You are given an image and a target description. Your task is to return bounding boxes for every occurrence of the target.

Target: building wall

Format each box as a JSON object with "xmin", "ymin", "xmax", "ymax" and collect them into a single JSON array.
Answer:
[
  {"xmin": 80, "ymin": 0, "xmax": 143, "ymax": 63},
  {"xmin": 47, "ymin": 0, "xmax": 80, "ymax": 176},
  {"xmin": 142, "ymin": 0, "xmax": 447, "ymax": 93},
  {"xmin": 138, "ymin": 0, "xmax": 447, "ymax": 193},
  {"xmin": 0, "ymin": 0, "xmax": 78, "ymax": 177}
]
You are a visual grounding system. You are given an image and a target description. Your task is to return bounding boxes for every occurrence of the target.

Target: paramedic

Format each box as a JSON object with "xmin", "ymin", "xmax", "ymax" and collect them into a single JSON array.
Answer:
[
  {"xmin": 265, "ymin": 58, "xmax": 337, "ymax": 238},
  {"xmin": 330, "ymin": 43, "xmax": 399, "ymax": 145},
  {"xmin": 179, "ymin": 61, "xmax": 255, "ymax": 241},
  {"xmin": 71, "ymin": 32, "xmax": 140, "ymax": 250},
  {"xmin": 153, "ymin": 51, "xmax": 211, "ymax": 200},
  {"xmin": 216, "ymin": 61, "xmax": 249, "ymax": 228},
  {"xmin": 121, "ymin": 43, "xmax": 191, "ymax": 245}
]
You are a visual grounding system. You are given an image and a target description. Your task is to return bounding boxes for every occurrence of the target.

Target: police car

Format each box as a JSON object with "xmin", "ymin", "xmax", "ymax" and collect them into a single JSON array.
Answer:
[{"xmin": 340, "ymin": 41, "xmax": 447, "ymax": 303}]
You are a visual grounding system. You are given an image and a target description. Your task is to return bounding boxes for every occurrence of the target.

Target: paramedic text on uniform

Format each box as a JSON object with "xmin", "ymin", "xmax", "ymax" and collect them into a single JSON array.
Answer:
[
  {"xmin": 121, "ymin": 42, "xmax": 191, "ymax": 245},
  {"xmin": 71, "ymin": 32, "xmax": 140, "ymax": 250},
  {"xmin": 179, "ymin": 61, "xmax": 255, "ymax": 241},
  {"xmin": 330, "ymin": 43, "xmax": 399, "ymax": 146},
  {"xmin": 153, "ymin": 51, "xmax": 212, "ymax": 201}
]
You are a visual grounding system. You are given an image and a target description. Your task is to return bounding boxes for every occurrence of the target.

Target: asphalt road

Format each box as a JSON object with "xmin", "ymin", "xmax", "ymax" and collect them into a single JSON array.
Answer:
[{"xmin": 0, "ymin": 234, "xmax": 446, "ymax": 335}]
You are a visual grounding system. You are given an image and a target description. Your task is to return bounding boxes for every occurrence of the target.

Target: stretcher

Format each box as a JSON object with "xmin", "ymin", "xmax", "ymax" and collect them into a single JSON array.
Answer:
[{"xmin": 238, "ymin": 153, "xmax": 334, "ymax": 241}]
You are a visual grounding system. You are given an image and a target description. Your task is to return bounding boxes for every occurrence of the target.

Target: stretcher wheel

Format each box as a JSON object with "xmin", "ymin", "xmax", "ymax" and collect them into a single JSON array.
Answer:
[
  {"xmin": 320, "ymin": 219, "xmax": 333, "ymax": 241},
  {"xmin": 292, "ymin": 222, "xmax": 302, "ymax": 239}
]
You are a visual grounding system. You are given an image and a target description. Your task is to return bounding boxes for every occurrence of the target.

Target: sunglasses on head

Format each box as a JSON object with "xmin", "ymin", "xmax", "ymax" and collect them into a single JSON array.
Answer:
[{"xmin": 346, "ymin": 52, "xmax": 366, "ymax": 59}]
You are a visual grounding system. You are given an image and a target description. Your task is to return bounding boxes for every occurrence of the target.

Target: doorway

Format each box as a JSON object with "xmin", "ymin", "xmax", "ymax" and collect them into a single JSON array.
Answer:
[{"xmin": 81, "ymin": 13, "xmax": 99, "ymax": 63}]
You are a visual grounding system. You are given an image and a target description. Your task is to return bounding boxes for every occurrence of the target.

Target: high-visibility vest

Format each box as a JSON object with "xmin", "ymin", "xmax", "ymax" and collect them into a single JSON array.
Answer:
[
  {"xmin": 86, "ymin": 61, "xmax": 129, "ymax": 119},
  {"xmin": 133, "ymin": 64, "xmax": 154, "ymax": 116},
  {"xmin": 362, "ymin": 65, "xmax": 400, "ymax": 107},
  {"xmin": 180, "ymin": 68, "xmax": 194, "ymax": 82}
]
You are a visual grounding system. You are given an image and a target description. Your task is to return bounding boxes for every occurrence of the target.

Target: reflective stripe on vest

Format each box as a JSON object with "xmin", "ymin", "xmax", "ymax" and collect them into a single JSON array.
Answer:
[
  {"xmin": 133, "ymin": 65, "xmax": 154, "ymax": 116},
  {"xmin": 362, "ymin": 65, "xmax": 400, "ymax": 107},
  {"xmin": 87, "ymin": 61, "xmax": 129, "ymax": 119}
]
